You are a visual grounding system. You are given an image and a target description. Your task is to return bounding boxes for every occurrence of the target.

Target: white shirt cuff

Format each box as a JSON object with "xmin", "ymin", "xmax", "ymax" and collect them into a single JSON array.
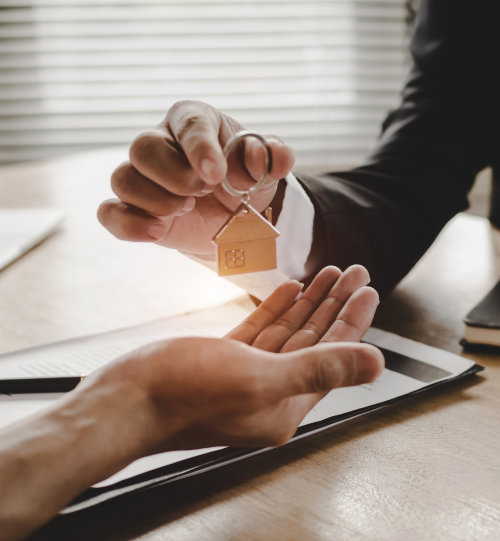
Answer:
[{"xmin": 275, "ymin": 172, "xmax": 315, "ymax": 281}]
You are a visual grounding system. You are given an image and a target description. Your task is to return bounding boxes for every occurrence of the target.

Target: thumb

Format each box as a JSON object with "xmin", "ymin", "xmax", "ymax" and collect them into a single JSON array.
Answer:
[{"xmin": 275, "ymin": 342, "xmax": 384, "ymax": 397}]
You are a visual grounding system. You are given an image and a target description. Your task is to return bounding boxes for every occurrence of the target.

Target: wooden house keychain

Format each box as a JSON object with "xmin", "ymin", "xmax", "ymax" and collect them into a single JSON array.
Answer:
[{"xmin": 213, "ymin": 131, "xmax": 279, "ymax": 276}]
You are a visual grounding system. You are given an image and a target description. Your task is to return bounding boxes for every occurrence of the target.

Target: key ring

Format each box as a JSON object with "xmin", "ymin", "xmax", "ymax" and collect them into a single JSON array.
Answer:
[{"xmin": 221, "ymin": 130, "xmax": 272, "ymax": 199}]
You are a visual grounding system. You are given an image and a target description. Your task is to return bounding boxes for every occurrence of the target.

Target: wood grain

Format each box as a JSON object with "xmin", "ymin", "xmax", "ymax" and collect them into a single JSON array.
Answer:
[
  {"xmin": 1, "ymin": 150, "xmax": 499, "ymax": 540},
  {"xmin": 0, "ymin": 148, "xmax": 244, "ymax": 354}
]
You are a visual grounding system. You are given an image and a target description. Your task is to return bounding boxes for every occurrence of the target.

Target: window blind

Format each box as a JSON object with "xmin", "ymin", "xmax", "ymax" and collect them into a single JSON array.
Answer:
[{"xmin": 0, "ymin": 0, "xmax": 410, "ymax": 170}]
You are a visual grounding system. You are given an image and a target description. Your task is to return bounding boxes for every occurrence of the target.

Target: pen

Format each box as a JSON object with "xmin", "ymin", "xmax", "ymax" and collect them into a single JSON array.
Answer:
[{"xmin": 0, "ymin": 376, "xmax": 84, "ymax": 394}]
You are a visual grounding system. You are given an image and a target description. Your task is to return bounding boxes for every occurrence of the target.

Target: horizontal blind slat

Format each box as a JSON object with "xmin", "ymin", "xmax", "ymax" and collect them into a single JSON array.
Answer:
[
  {"xmin": 0, "ymin": 4, "xmax": 405, "ymax": 22},
  {"xmin": 0, "ymin": 0, "xmax": 410, "ymax": 167},
  {"xmin": 0, "ymin": 0, "xmax": 406, "ymax": 6}
]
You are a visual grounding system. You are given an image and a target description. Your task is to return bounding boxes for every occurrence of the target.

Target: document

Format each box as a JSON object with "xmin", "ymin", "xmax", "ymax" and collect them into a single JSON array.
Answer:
[
  {"xmin": 0, "ymin": 302, "xmax": 482, "ymax": 513},
  {"xmin": 0, "ymin": 208, "xmax": 64, "ymax": 271}
]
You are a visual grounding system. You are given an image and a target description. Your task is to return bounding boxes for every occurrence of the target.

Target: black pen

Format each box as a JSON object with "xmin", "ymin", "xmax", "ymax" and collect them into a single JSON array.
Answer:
[{"xmin": 0, "ymin": 376, "xmax": 85, "ymax": 394}]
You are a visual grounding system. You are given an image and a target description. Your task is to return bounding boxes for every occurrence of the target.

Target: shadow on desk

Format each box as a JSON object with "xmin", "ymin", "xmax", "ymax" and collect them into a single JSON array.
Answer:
[{"xmin": 28, "ymin": 374, "xmax": 483, "ymax": 541}]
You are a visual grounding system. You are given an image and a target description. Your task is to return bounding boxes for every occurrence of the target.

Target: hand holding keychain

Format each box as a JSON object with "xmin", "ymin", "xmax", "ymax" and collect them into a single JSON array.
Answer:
[{"xmin": 212, "ymin": 131, "xmax": 280, "ymax": 276}]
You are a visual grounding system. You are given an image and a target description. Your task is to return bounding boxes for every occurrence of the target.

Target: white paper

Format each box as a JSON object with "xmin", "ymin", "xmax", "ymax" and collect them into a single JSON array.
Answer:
[
  {"xmin": 0, "ymin": 301, "xmax": 250, "ymax": 379},
  {"xmin": 0, "ymin": 307, "xmax": 478, "ymax": 500},
  {"xmin": 0, "ymin": 208, "xmax": 64, "ymax": 271},
  {"xmin": 301, "ymin": 327, "xmax": 473, "ymax": 426},
  {"xmin": 95, "ymin": 327, "xmax": 476, "ymax": 488}
]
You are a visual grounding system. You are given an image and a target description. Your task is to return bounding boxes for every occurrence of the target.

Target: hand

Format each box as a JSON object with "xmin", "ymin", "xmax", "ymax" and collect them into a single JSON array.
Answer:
[
  {"xmin": 97, "ymin": 100, "xmax": 295, "ymax": 258},
  {"xmin": 0, "ymin": 266, "xmax": 382, "ymax": 539},
  {"xmin": 92, "ymin": 265, "xmax": 383, "ymax": 452}
]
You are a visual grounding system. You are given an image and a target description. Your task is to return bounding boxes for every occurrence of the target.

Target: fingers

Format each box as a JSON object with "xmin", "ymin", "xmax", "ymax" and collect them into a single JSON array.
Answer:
[
  {"xmin": 279, "ymin": 265, "xmax": 371, "ymax": 352},
  {"xmin": 128, "ymin": 100, "xmax": 228, "ymax": 197},
  {"xmin": 140, "ymin": 101, "xmax": 292, "ymax": 192},
  {"xmin": 243, "ymin": 136, "xmax": 295, "ymax": 183},
  {"xmin": 251, "ymin": 264, "xmax": 369, "ymax": 354},
  {"xmin": 250, "ymin": 266, "xmax": 342, "ymax": 352},
  {"xmin": 276, "ymin": 342, "xmax": 384, "ymax": 397},
  {"xmin": 320, "ymin": 286, "xmax": 379, "ymax": 343},
  {"xmin": 264, "ymin": 137, "xmax": 295, "ymax": 181},
  {"xmin": 129, "ymin": 131, "xmax": 207, "ymax": 196},
  {"xmin": 111, "ymin": 102, "xmax": 292, "ymax": 225},
  {"xmin": 111, "ymin": 162, "xmax": 195, "ymax": 217},
  {"xmin": 100, "ymin": 100, "xmax": 294, "ymax": 252},
  {"xmin": 97, "ymin": 199, "xmax": 171, "ymax": 242},
  {"xmin": 167, "ymin": 100, "xmax": 227, "ymax": 185},
  {"xmin": 225, "ymin": 280, "xmax": 304, "ymax": 344}
]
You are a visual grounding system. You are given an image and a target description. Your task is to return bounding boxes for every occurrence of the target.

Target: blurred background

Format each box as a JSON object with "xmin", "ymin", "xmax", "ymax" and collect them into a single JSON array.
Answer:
[
  {"xmin": 0, "ymin": 0, "xmax": 415, "ymax": 169},
  {"xmin": 0, "ymin": 0, "xmax": 490, "ymax": 214}
]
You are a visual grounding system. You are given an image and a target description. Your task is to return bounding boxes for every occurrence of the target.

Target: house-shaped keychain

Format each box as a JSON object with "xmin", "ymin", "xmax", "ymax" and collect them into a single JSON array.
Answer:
[{"xmin": 213, "ymin": 203, "xmax": 279, "ymax": 276}]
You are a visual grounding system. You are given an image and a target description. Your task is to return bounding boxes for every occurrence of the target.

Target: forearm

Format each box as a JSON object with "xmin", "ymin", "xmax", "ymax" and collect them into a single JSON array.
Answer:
[
  {"xmin": 297, "ymin": 170, "xmax": 442, "ymax": 297},
  {"xmin": 0, "ymin": 282, "xmax": 383, "ymax": 539},
  {"xmin": 292, "ymin": 0, "xmax": 491, "ymax": 296},
  {"xmin": 0, "ymin": 368, "xmax": 156, "ymax": 540}
]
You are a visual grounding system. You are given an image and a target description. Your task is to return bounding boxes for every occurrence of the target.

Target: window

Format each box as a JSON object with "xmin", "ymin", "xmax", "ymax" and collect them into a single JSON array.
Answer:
[{"xmin": 0, "ymin": 0, "xmax": 411, "ymax": 170}]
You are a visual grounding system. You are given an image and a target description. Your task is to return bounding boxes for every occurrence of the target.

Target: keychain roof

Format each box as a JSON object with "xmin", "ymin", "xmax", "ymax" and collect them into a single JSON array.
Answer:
[{"xmin": 215, "ymin": 203, "xmax": 279, "ymax": 243}]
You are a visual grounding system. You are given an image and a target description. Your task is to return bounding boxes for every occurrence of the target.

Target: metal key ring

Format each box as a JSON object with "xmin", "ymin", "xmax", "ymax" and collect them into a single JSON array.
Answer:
[{"xmin": 222, "ymin": 130, "xmax": 272, "ymax": 199}]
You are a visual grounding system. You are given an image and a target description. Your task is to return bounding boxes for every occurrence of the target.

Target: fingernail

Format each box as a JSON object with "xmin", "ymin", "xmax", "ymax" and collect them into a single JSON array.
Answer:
[
  {"xmin": 182, "ymin": 196, "xmax": 196, "ymax": 212},
  {"xmin": 147, "ymin": 224, "xmax": 166, "ymax": 240},
  {"xmin": 200, "ymin": 159, "xmax": 216, "ymax": 181}
]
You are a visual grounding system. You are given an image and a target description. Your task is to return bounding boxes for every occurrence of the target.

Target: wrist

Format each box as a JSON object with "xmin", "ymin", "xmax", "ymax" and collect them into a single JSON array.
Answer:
[
  {"xmin": 0, "ymin": 372, "xmax": 151, "ymax": 537},
  {"xmin": 63, "ymin": 361, "xmax": 168, "ymax": 478},
  {"xmin": 0, "ymin": 352, "xmax": 181, "ymax": 538}
]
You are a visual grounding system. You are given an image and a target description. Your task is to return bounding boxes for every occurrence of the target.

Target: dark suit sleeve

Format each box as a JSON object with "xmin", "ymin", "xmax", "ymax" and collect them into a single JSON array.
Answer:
[{"xmin": 296, "ymin": 0, "xmax": 491, "ymax": 297}]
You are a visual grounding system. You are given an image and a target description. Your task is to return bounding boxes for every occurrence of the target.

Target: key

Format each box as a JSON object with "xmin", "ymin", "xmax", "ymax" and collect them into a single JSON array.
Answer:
[{"xmin": 213, "ymin": 131, "xmax": 279, "ymax": 276}]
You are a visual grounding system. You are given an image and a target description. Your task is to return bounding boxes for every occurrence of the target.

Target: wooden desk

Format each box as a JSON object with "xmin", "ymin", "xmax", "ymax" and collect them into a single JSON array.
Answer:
[{"xmin": 1, "ymin": 150, "xmax": 500, "ymax": 540}]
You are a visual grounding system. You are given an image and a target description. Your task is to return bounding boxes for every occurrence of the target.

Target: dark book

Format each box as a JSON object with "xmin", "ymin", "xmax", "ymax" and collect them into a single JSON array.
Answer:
[{"xmin": 462, "ymin": 280, "xmax": 500, "ymax": 349}]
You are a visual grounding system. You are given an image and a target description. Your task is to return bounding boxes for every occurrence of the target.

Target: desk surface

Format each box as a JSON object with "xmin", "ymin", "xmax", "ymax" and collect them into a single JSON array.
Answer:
[{"xmin": 1, "ymin": 150, "xmax": 500, "ymax": 540}]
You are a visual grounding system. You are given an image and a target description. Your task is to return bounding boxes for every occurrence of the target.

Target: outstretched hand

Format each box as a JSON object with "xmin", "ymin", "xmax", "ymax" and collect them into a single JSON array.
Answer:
[
  {"xmin": 95, "ymin": 265, "xmax": 383, "ymax": 453},
  {"xmin": 227, "ymin": 264, "xmax": 378, "ymax": 351},
  {"xmin": 0, "ymin": 266, "xmax": 382, "ymax": 541}
]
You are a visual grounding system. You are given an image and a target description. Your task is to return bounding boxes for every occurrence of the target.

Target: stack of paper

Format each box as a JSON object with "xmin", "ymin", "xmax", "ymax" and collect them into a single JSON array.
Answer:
[{"xmin": 0, "ymin": 208, "xmax": 64, "ymax": 271}]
